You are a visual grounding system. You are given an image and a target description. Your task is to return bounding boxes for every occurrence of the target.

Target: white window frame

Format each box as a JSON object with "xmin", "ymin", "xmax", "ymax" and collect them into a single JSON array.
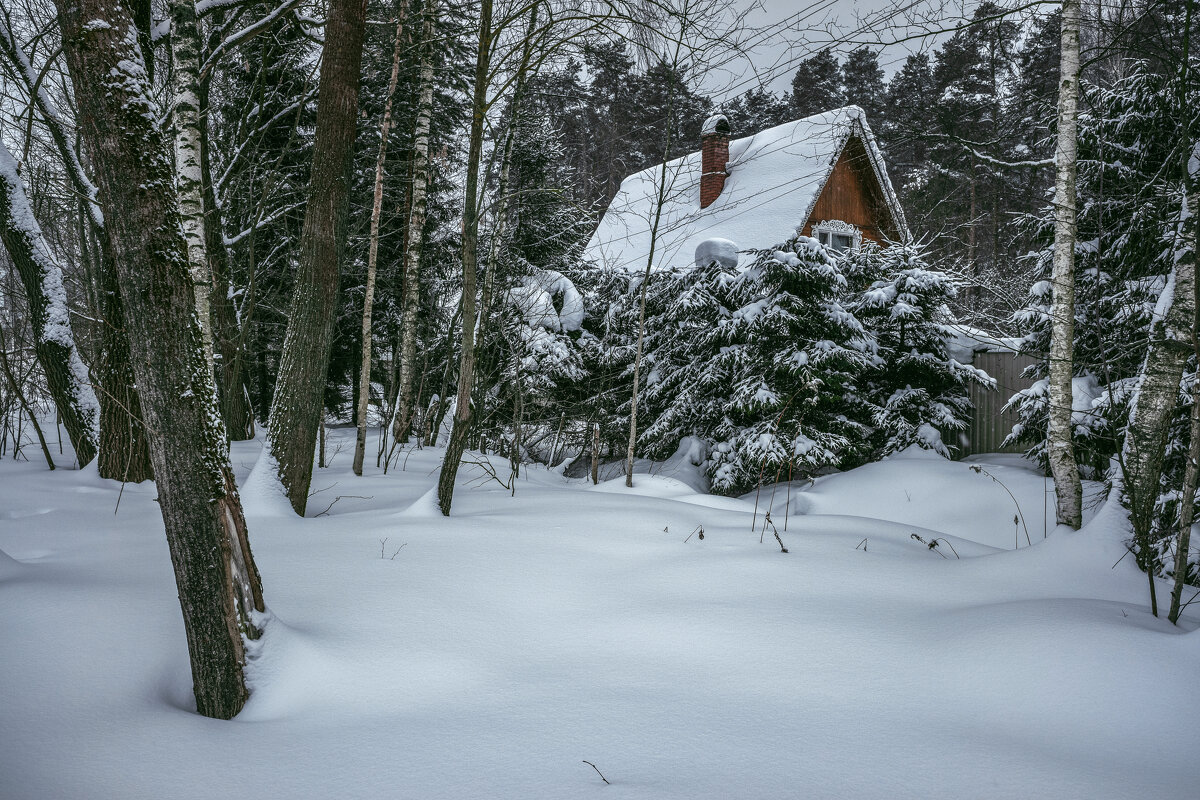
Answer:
[{"xmin": 809, "ymin": 220, "xmax": 862, "ymax": 253}]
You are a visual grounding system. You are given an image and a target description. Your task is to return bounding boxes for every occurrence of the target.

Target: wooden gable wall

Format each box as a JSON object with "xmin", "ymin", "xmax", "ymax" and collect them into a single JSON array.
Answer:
[{"xmin": 798, "ymin": 136, "xmax": 899, "ymax": 245}]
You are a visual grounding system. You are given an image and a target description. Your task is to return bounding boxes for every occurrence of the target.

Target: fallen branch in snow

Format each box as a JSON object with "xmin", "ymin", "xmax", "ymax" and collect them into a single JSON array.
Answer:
[
  {"xmin": 855, "ymin": 538, "xmax": 868, "ymax": 552},
  {"xmin": 582, "ymin": 760, "xmax": 610, "ymax": 785},
  {"xmin": 314, "ymin": 495, "xmax": 372, "ymax": 517}
]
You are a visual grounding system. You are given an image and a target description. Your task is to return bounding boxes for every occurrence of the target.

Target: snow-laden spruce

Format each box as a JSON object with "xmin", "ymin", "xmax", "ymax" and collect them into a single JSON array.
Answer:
[{"xmin": 852, "ymin": 240, "xmax": 992, "ymax": 458}]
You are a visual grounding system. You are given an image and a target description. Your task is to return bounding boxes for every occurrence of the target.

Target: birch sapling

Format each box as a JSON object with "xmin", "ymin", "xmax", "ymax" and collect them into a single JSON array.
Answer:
[{"xmin": 354, "ymin": 4, "xmax": 407, "ymax": 476}]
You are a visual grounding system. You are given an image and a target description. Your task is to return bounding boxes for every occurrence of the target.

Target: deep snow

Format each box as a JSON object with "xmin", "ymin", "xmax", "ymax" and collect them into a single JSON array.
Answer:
[{"xmin": 1, "ymin": 429, "xmax": 1197, "ymax": 799}]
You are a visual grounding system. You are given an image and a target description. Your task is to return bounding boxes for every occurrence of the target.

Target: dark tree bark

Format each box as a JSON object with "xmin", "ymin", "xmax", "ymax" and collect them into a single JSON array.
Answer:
[
  {"xmin": 267, "ymin": 0, "xmax": 368, "ymax": 514},
  {"xmin": 0, "ymin": 142, "xmax": 99, "ymax": 468},
  {"xmin": 436, "ymin": 0, "xmax": 493, "ymax": 516},
  {"xmin": 56, "ymin": 0, "xmax": 265, "ymax": 719},
  {"xmin": 0, "ymin": 15, "xmax": 152, "ymax": 481},
  {"xmin": 95, "ymin": 254, "xmax": 154, "ymax": 483}
]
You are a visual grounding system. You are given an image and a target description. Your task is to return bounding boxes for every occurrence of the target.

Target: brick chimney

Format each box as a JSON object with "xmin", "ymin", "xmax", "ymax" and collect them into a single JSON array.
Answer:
[{"xmin": 699, "ymin": 114, "xmax": 730, "ymax": 209}]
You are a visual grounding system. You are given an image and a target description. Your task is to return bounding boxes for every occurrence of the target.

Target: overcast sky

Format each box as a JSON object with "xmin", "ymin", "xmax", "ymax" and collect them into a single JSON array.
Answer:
[{"xmin": 706, "ymin": 0, "xmax": 986, "ymax": 99}]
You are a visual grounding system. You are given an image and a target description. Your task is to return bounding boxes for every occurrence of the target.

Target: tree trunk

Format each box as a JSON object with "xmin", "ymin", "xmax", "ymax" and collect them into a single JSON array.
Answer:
[
  {"xmin": 0, "ymin": 142, "xmax": 99, "ymax": 468},
  {"xmin": 267, "ymin": 0, "xmax": 368, "ymax": 514},
  {"xmin": 170, "ymin": 0, "xmax": 215, "ymax": 374},
  {"xmin": 96, "ymin": 241, "xmax": 154, "ymax": 483},
  {"xmin": 1169, "ymin": 363, "xmax": 1200, "ymax": 624},
  {"xmin": 56, "ymin": 0, "xmax": 265, "ymax": 718},
  {"xmin": 1047, "ymin": 0, "xmax": 1083, "ymax": 529},
  {"xmin": 1121, "ymin": 187, "xmax": 1197, "ymax": 618},
  {"xmin": 436, "ymin": 0, "xmax": 492, "ymax": 516},
  {"xmin": 391, "ymin": 0, "xmax": 437, "ymax": 447},
  {"xmin": 354, "ymin": 6, "xmax": 407, "ymax": 476},
  {"xmin": 201, "ymin": 17, "xmax": 255, "ymax": 441},
  {"xmin": 0, "ymin": 19, "xmax": 151, "ymax": 479}
]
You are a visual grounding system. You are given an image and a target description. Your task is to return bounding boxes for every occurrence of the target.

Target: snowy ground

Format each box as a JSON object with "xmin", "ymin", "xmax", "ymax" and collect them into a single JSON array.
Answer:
[{"xmin": 1, "ymin": 430, "xmax": 1197, "ymax": 799}]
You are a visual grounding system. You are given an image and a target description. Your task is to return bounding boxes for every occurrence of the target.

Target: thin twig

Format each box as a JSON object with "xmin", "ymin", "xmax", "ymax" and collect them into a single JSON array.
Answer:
[
  {"xmin": 314, "ymin": 495, "xmax": 372, "ymax": 517},
  {"xmin": 582, "ymin": 760, "xmax": 610, "ymax": 785}
]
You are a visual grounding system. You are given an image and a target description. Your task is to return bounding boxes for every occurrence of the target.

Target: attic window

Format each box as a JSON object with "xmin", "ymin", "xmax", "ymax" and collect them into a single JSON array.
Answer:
[{"xmin": 812, "ymin": 220, "xmax": 861, "ymax": 253}]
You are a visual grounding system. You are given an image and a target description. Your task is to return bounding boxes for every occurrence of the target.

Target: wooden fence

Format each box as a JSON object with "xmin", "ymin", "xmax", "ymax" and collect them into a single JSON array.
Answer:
[{"xmin": 960, "ymin": 350, "xmax": 1039, "ymax": 457}]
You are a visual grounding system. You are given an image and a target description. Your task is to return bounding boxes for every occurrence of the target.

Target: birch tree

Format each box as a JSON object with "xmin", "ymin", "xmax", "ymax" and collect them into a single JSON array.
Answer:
[
  {"xmin": 170, "ymin": 0, "xmax": 215, "ymax": 372},
  {"xmin": 54, "ymin": 0, "xmax": 266, "ymax": 718},
  {"xmin": 354, "ymin": 4, "xmax": 408, "ymax": 476},
  {"xmin": 390, "ymin": 0, "xmax": 438, "ymax": 449},
  {"xmin": 1046, "ymin": 0, "xmax": 1083, "ymax": 528}
]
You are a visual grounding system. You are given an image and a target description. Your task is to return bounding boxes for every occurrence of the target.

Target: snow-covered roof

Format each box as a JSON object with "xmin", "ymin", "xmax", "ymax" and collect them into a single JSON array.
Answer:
[{"xmin": 585, "ymin": 106, "xmax": 907, "ymax": 273}]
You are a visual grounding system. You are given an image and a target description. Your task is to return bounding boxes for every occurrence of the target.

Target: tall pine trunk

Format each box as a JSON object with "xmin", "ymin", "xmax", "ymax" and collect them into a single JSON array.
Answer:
[
  {"xmin": 267, "ymin": 0, "xmax": 368, "ymax": 514},
  {"xmin": 1047, "ymin": 0, "xmax": 1084, "ymax": 529},
  {"xmin": 0, "ymin": 142, "xmax": 99, "ymax": 468},
  {"xmin": 354, "ymin": 5, "xmax": 407, "ymax": 476},
  {"xmin": 391, "ymin": 0, "xmax": 437, "ymax": 447},
  {"xmin": 56, "ymin": 0, "xmax": 265, "ymax": 718}
]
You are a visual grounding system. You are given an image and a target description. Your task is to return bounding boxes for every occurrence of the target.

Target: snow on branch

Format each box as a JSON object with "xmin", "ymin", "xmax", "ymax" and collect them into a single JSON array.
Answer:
[
  {"xmin": 0, "ymin": 13, "xmax": 104, "ymax": 229},
  {"xmin": 199, "ymin": 0, "xmax": 305, "ymax": 79}
]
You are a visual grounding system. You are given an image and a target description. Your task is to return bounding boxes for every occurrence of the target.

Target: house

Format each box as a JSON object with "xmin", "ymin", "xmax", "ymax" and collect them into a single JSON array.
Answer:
[{"xmin": 585, "ymin": 105, "xmax": 909, "ymax": 272}]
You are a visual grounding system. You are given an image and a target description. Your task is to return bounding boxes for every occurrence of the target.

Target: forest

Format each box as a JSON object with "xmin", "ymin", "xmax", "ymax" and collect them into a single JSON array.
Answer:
[{"xmin": 0, "ymin": 0, "xmax": 1198, "ymax": 796}]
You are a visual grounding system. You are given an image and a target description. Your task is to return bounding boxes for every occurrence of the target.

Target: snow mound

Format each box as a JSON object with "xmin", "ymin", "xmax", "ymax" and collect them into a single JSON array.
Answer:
[
  {"xmin": 0, "ymin": 547, "xmax": 22, "ymax": 580},
  {"xmin": 240, "ymin": 446, "xmax": 296, "ymax": 518}
]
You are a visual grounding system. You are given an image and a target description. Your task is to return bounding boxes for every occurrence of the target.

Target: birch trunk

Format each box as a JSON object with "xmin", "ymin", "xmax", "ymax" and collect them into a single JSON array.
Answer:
[
  {"xmin": 267, "ymin": 0, "xmax": 368, "ymax": 514},
  {"xmin": 56, "ymin": 0, "xmax": 265, "ymax": 718},
  {"xmin": 1121, "ymin": 179, "xmax": 1198, "ymax": 618},
  {"xmin": 1047, "ymin": 0, "xmax": 1083, "ymax": 529},
  {"xmin": 436, "ymin": 0, "xmax": 492, "ymax": 516},
  {"xmin": 391, "ymin": 0, "xmax": 437, "ymax": 447},
  {"xmin": 0, "ymin": 142, "xmax": 99, "ymax": 468},
  {"xmin": 170, "ymin": 0, "xmax": 215, "ymax": 374},
  {"xmin": 353, "ymin": 6, "xmax": 407, "ymax": 476}
]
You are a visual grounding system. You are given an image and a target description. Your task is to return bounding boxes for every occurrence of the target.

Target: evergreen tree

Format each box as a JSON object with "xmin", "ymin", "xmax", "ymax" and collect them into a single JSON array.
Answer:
[
  {"xmin": 706, "ymin": 236, "xmax": 873, "ymax": 494},
  {"xmin": 854, "ymin": 242, "xmax": 990, "ymax": 457},
  {"xmin": 790, "ymin": 50, "xmax": 843, "ymax": 119},
  {"xmin": 841, "ymin": 47, "xmax": 885, "ymax": 122}
]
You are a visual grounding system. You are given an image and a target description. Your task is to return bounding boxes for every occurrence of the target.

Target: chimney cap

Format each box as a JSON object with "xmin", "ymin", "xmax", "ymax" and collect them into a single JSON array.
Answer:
[{"xmin": 701, "ymin": 113, "xmax": 730, "ymax": 137}]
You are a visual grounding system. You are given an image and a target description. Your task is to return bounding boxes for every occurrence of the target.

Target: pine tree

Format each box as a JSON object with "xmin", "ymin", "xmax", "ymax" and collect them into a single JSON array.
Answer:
[
  {"xmin": 790, "ymin": 50, "xmax": 842, "ymax": 119},
  {"xmin": 841, "ymin": 47, "xmax": 885, "ymax": 122}
]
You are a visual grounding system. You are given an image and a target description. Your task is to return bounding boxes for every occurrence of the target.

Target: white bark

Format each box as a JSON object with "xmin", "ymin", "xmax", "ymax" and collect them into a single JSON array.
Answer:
[
  {"xmin": 353, "ymin": 7, "xmax": 406, "ymax": 476},
  {"xmin": 170, "ymin": 0, "xmax": 215, "ymax": 375},
  {"xmin": 1047, "ymin": 0, "xmax": 1083, "ymax": 529},
  {"xmin": 392, "ymin": 0, "xmax": 437, "ymax": 446}
]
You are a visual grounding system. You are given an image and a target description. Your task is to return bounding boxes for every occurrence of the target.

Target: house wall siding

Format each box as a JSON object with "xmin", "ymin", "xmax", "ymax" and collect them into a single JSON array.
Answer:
[{"xmin": 799, "ymin": 137, "xmax": 897, "ymax": 244}]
